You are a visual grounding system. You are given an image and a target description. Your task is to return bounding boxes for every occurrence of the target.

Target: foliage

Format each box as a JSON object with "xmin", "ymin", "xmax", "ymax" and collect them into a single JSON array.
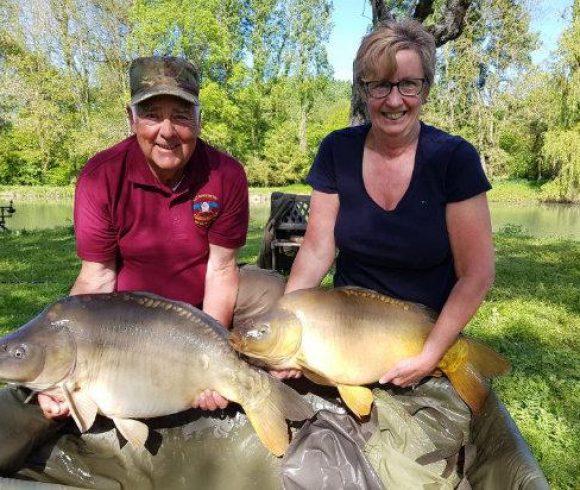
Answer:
[{"xmin": 0, "ymin": 0, "xmax": 577, "ymax": 197}]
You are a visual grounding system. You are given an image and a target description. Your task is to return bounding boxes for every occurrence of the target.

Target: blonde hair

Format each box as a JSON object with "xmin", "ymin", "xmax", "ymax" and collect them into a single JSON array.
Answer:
[{"xmin": 354, "ymin": 20, "xmax": 436, "ymax": 87}]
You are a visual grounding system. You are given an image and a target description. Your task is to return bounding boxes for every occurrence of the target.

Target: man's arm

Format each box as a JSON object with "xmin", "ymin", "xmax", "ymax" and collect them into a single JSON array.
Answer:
[
  {"xmin": 192, "ymin": 244, "xmax": 239, "ymax": 411},
  {"xmin": 70, "ymin": 260, "xmax": 117, "ymax": 295},
  {"xmin": 202, "ymin": 244, "xmax": 239, "ymax": 329}
]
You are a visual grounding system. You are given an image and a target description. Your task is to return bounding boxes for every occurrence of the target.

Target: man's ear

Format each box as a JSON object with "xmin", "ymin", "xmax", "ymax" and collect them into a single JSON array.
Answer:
[{"xmin": 126, "ymin": 105, "xmax": 136, "ymax": 132}]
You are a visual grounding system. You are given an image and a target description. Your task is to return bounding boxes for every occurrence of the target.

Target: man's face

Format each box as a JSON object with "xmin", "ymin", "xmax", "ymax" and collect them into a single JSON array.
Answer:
[{"xmin": 128, "ymin": 95, "xmax": 200, "ymax": 184}]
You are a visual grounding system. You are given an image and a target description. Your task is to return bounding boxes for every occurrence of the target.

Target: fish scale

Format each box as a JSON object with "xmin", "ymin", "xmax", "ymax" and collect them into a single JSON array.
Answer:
[
  {"xmin": 0, "ymin": 292, "xmax": 314, "ymax": 456},
  {"xmin": 230, "ymin": 286, "xmax": 511, "ymax": 417}
]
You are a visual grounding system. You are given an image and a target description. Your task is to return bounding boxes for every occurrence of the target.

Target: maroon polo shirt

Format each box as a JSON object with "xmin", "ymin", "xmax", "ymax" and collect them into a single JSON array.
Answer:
[{"xmin": 74, "ymin": 136, "xmax": 249, "ymax": 307}]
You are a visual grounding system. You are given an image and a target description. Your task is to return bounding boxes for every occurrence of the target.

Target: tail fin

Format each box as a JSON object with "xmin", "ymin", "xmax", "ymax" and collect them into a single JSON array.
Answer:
[
  {"xmin": 242, "ymin": 373, "xmax": 314, "ymax": 457},
  {"xmin": 445, "ymin": 338, "xmax": 510, "ymax": 414}
]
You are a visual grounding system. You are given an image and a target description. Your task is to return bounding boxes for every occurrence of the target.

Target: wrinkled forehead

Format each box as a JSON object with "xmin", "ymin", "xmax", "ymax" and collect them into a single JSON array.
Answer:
[{"xmin": 136, "ymin": 95, "xmax": 196, "ymax": 113}]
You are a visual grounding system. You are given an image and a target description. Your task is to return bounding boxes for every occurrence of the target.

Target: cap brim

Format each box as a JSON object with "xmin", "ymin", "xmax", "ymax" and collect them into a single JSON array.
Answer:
[{"xmin": 130, "ymin": 86, "xmax": 199, "ymax": 106}]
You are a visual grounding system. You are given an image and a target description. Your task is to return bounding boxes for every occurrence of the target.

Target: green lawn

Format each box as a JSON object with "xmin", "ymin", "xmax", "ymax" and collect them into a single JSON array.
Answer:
[{"xmin": 0, "ymin": 224, "xmax": 578, "ymax": 488}]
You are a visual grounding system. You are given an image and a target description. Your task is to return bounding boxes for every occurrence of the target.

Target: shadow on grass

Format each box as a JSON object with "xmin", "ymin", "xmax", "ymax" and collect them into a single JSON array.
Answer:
[{"xmin": 492, "ymin": 232, "xmax": 580, "ymax": 315}]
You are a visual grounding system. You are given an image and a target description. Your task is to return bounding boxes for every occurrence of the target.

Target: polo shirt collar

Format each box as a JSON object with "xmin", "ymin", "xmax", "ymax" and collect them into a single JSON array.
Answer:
[{"xmin": 126, "ymin": 136, "xmax": 209, "ymax": 196}]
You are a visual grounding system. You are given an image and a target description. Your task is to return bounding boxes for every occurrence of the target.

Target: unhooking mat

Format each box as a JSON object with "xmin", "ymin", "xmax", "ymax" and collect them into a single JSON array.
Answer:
[{"xmin": 0, "ymin": 375, "xmax": 550, "ymax": 490}]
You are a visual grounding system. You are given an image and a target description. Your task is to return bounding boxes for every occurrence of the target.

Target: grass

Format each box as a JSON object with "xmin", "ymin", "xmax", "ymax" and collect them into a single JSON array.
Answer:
[
  {"xmin": 0, "ymin": 222, "xmax": 578, "ymax": 488},
  {"xmin": 487, "ymin": 179, "xmax": 545, "ymax": 203}
]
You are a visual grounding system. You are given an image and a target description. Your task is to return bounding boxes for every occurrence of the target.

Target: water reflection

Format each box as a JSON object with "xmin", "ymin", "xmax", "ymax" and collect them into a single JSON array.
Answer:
[{"xmin": 2, "ymin": 199, "xmax": 579, "ymax": 240}]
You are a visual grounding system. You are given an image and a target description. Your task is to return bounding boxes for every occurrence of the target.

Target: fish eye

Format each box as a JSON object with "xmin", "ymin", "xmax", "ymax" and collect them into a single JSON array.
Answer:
[
  {"xmin": 12, "ymin": 345, "xmax": 27, "ymax": 359},
  {"xmin": 246, "ymin": 323, "xmax": 270, "ymax": 340}
]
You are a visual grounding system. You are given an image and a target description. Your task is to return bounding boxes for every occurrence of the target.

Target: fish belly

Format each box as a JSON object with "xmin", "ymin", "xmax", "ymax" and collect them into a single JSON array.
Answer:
[
  {"xmin": 79, "ymin": 344, "xmax": 219, "ymax": 419},
  {"xmin": 300, "ymin": 315, "xmax": 426, "ymax": 386}
]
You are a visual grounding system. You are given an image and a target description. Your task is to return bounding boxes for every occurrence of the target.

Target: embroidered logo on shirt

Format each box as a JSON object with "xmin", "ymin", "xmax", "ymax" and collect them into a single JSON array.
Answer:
[{"xmin": 192, "ymin": 194, "xmax": 220, "ymax": 227}]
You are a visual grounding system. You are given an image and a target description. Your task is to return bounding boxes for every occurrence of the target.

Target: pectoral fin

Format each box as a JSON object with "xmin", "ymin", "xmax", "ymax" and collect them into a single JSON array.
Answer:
[
  {"xmin": 59, "ymin": 383, "xmax": 98, "ymax": 433},
  {"xmin": 337, "ymin": 384, "xmax": 373, "ymax": 419},
  {"xmin": 301, "ymin": 367, "xmax": 334, "ymax": 386},
  {"xmin": 112, "ymin": 417, "xmax": 149, "ymax": 448}
]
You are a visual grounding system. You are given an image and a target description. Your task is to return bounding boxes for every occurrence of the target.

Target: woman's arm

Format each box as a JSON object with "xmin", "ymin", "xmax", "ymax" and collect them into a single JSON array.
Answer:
[
  {"xmin": 270, "ymin": 191, "xmax": 339, "ymax": 379},
  {"xmin": 285, "ymin": 191, "xmax": 339, "ymax": 293},
  {"xmin": 380, "ymin": 193, "xmax": 495, "ymax": 387}
]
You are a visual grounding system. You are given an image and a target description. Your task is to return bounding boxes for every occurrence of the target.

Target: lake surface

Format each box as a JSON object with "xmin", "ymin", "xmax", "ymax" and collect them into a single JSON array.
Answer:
[{"xmin": 2, "ymin": 200, "xmax": 579, "ymax": 240}]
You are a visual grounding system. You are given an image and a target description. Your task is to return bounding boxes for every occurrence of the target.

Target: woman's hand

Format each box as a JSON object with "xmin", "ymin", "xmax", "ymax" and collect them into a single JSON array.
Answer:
[
  {"xmin": 38, "ymin": 393, "xmax": 71, "ymax": 420},
  {"xmin": 269, "ymin": 369, "xmax": 302, "ymax": 380},
  {"xmin": 379, "ymin": 352, "xmax": 439, "ymax": 388},
  {"xmin": 193, "ymin": 390, "xmax": 229, "ymax": 411}
]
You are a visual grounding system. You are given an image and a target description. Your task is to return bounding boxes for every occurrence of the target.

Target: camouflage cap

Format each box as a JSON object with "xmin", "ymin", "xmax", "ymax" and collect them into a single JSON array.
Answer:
[{"xmin": 129, "ymin": 56, "xmax": 200, "ymax": 106}]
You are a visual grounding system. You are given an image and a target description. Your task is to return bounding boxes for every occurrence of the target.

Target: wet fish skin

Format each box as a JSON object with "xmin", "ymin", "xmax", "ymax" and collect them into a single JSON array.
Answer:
[
  {"xmin": 0, "ymin": 293, "xmax": 313, "ymax": 456},
  {"xmin": 230, "ymin": 287, "xmax": 511, "ymax": 416}
]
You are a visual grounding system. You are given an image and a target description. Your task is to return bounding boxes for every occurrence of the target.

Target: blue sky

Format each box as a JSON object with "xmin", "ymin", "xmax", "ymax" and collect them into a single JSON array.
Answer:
[{"xmin": 326, "ymin": 0, "xmax": 574, "ymax": 81}]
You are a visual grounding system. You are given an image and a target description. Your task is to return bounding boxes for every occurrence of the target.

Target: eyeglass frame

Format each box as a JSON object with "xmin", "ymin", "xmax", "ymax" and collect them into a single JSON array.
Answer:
[{"xmin": 361, "ymin": 78, "xmax": 428, "ymax": 99}]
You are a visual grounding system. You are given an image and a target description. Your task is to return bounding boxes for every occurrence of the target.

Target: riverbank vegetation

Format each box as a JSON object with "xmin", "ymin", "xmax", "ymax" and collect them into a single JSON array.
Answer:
[
  {"xmin": 0, "ymin": 179, "xmax": 575, "ymax": 204},
  {"xmin": 0, "ymin": 224, "xmax": 578, "ymax": 488},
  {"xmin": 1, "ymin": 1, "xmax": 578, "ymax": 201}
]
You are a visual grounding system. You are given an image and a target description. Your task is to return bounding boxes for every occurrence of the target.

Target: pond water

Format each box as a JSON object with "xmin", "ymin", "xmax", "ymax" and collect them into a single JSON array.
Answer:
[{"xmin": 2, "ymin": 200, "xmax": 579, "ymax": 240}]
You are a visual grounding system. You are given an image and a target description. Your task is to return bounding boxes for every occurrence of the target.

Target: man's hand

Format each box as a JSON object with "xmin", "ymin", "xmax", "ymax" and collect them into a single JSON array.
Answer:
[
  {"xmin": 269, "ymin": 369, "xmax": 302, "ymax": 380},
  {"xmin": 192, "ymin": 389, "xmax": 229, "ymax": 411},
  {"xmin": 38, "ymin": 393, "xmax": 71, "ymax": 420}
]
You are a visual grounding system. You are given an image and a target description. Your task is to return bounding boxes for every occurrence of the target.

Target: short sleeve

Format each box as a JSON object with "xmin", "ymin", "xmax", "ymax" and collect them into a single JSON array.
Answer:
[
  {"xmin": 74, "ymin": 172, "xmax": 118, "ymax": 262},
  {"xmin": 445, "ymin": 140, "xmax": 492, "ymax": 203},
  {"xmin": 306, "ymin": 134, "xmax": 338, "ymax": 193},
  {"xmin": 208, "ymin": 160, "xmax": 249, "ymax": 249}
]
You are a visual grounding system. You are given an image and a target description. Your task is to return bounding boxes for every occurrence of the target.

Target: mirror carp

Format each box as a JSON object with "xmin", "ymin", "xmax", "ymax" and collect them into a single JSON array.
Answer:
[
  {"xmin": 230, "ymin": 287, "xmax": 510, "ymax": 417},
  {"xmin": 0, "ymin": 292, "xmax": 313, "ymax": 456}
]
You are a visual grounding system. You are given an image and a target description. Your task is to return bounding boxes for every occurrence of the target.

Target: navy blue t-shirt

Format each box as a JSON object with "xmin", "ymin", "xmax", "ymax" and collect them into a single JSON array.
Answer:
[{"xmin": 306, "ymin": 122, "xmax": 491, "ymax": 312}]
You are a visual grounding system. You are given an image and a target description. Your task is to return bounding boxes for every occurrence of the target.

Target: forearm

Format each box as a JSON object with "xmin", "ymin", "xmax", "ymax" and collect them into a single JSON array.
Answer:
[
  {"xmin": 203, "ymin": 260, "xmax": 238, "ymax": 329},
  {"xmin": 285, "ymin": 239, "xmax": 335, "ymax": 293},
  {"xmin": 423, "ymin": 271, "xmax": 494, "ymax": 362},
  {"xmin": 70, "ymin": 260, "xmax": 116, "ymax": 295}
]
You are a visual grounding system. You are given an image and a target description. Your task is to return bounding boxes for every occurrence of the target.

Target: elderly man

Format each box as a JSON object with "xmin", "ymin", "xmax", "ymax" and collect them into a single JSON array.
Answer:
[{"xmin": 39, "ymin": 56, "xmax": 248, "ymax": 417}]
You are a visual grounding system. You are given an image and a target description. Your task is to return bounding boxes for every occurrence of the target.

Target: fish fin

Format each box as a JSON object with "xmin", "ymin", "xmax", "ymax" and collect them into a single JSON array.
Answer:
[
  {"xmin": 336, "ymin": 384, "xmax": 373, "ymax": 419},
  {"xmin": 444, "ymin": 338, "xmax": 510, "ymax": 414},
  {"xmin": 243, "ymin": 373, "xmax": 314, "ymax": 457},
  {"xmin": 301, "ymin": 367, "xmax": 334, "ymax": 386},
  {"xmin": 59, "ymin": 383, "xmax": 97, "ymax": 433},
  {"xmin": 112, "ymin": 418, "xmax": 149, "ymax": 448}
]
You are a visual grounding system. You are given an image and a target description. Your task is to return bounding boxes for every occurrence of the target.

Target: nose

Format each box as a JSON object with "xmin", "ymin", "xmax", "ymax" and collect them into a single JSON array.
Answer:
[
  {"xmin": 383, "ymin": 87, "xmax": 404, "ymax": 106},
  {"xmin": 158, "ymin": 118, "xmax": 178, "ymax": 138}
]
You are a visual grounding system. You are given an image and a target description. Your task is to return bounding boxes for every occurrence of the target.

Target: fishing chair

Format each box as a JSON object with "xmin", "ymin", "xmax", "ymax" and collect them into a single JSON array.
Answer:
[{"xmin": 257, "ymin": 192, "xmax": 311, "ymax": 273}]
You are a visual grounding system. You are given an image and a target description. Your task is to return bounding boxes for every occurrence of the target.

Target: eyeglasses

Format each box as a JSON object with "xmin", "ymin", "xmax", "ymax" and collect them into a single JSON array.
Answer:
[{"xmin": 363, "ymin": 78, "xmax": 427, "ymax": 98}]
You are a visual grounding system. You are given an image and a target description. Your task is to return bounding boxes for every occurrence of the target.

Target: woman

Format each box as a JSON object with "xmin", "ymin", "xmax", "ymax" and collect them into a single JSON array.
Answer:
[{"xmin": 282, "ymin": 19, "xmax": 494, "ymax": 389}]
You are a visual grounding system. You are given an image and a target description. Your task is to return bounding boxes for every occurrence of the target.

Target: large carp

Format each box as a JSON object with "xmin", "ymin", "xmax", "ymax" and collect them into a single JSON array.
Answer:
[
  {"xmin": 230, "ymin": 287, "xmax": 510, "ymax": 416},
  {"xmin": 0, "ymin": 293, "xmax": 313, "ymax": 456}
]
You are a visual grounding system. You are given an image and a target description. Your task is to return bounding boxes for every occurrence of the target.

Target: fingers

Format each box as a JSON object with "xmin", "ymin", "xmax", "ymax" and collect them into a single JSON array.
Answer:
[
  {"xmin": 37, "ymin": 393, "xmax": 70, "ymax": 420},
  {"xmin": 193, "ymin": 390, "xmax": 229, "ymax": 411},
  {"xmin": 269, "ymin": 369, "xmax": 302, "ymax": 379}
]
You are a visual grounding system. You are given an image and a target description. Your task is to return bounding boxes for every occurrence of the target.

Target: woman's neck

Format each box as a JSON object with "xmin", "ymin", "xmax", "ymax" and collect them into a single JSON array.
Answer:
[{"xmin": 367, "ymin": 120, "xmax": 421, "ymax": 159}]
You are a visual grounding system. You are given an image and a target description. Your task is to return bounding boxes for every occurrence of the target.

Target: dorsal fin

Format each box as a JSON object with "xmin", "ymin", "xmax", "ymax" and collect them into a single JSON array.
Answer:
[
  {"xmin": 333, "ymin": 286, "xmax": 438, "ymax": 322},
  {"xmin": 119, "ymin": 292, "xmax": 228, "ymax": 338}
]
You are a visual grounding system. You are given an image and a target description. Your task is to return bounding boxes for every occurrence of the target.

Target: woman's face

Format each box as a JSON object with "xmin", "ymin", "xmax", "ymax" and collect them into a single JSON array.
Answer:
[{"xmin": 365, "ymin": 49, "xmax": 427, "ymax": 142}]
